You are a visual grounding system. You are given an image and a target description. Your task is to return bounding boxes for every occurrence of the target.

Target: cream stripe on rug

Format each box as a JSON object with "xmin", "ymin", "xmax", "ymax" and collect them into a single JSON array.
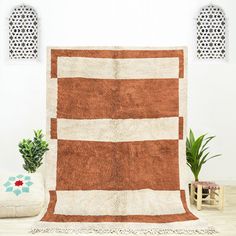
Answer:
[
  {"xmin": 56, "ymin": 118, "xmax": 179, "ymax": 141},
  {"xmin": 54, "ymin": 190, "xmax": 185, "ymax": 216},
  {"xmin": 57, "ymin": 57, "xmax": 179, "ymax": 79}
]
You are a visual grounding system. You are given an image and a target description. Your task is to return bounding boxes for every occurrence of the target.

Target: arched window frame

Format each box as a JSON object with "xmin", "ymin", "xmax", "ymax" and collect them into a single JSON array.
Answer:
[
  {"xmin": 9, "ymin": 4, "xmax": 38, "ymax": 60},
  {"xmin": 196, "ymin": 4, "xmax": 226, "ymax": 60}
]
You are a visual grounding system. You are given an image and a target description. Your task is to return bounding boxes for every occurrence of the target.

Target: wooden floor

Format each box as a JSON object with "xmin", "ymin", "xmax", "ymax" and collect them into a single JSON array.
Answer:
[
  {"xmin": 0, "ymin": 186, "xmax": 235, "ymax": 236},
  {"xmin": 192, "ymin": 185, "xmax": 236, "ymax": 235}
]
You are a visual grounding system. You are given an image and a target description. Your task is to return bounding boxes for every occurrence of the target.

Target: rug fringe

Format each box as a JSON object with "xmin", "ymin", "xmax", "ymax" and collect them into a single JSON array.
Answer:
[{"xmin": 30, "ymin": 227, "xmax": 218, "ymax": 235}]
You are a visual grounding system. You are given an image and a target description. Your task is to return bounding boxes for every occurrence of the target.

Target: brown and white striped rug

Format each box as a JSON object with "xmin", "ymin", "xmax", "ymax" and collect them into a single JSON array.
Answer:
[{"xmin": 32, "ymin": 47, "xmax": 215, "ymax": 234}]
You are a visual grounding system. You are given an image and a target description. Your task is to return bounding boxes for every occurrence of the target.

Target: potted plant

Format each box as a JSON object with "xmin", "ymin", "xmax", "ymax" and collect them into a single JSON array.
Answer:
[
  {"xmin": 19, "ymin": 130, "xmax": 49, "ymax": 173},
  {"xmin": 186, "ymin": 129, "xmax": 221, "ymax": 197}
]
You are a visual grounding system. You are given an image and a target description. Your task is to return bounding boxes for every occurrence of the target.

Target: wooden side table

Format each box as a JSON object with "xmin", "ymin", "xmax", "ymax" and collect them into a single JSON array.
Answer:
[{"xmin": 190, "ymin": 181, "xmax": 224, "ymax": 211}]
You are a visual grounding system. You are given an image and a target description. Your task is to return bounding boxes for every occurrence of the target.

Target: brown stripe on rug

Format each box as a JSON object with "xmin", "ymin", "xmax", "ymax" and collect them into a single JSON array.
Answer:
[
  {"xmin": 179, "ymin": 117, "xmax": 184, "ymax": 140},
  {"xmin": 57, "ymin": 78, "xmax": 179, "ymax": 119},
  {"xmin": 50, "ymin": 118, "xmax": 57, "ymax": 139},
  {"xmin": 56, "ymin": 140, "xmax": 179, "ymax": 191}
]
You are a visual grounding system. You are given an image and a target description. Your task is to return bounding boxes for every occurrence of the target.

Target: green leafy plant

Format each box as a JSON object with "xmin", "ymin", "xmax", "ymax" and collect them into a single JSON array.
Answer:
[
  {"xmin": 186, "ymin": 129, "xmax": 221, "ymax": 181},
  {"xmin": 19, "ymin": 130, "xmax": 49, "ymax": 173}
]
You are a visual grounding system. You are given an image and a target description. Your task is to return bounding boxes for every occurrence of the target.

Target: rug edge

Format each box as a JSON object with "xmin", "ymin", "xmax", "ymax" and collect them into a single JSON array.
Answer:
[{"xmin": 30, "ymin": 220, "xmax": 218, "ymax": 235}]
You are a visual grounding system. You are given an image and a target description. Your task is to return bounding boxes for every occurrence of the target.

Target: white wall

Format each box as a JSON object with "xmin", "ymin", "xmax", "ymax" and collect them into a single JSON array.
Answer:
[{"xmin": 0, "ymin": 0, "xmax": 236, "ymax": 183}]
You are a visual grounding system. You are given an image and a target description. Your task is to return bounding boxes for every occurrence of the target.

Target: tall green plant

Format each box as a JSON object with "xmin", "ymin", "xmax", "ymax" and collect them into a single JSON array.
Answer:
[
  {"xmin": 19, "ymin": 130, "xmax": 49, "ymax": 173},
  {"xmin": 186, "ymin": 129, "xmax": 221, "ymax": 181}
]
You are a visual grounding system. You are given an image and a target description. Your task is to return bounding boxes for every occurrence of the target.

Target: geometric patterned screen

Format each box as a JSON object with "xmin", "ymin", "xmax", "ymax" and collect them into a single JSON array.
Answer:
[
  {"xmin": 197, "ymin": 4, "xmax": 226, "ymax": 59},
  {"xmin": 9, "ymin": 5, "xmax": 38, "ymax": 59}
]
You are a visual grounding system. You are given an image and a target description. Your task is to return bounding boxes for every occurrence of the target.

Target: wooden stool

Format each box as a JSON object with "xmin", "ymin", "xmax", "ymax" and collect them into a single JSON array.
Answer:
[{"xmin": 190, "ymin": 181, "xmax": 224, "ymax": 211}]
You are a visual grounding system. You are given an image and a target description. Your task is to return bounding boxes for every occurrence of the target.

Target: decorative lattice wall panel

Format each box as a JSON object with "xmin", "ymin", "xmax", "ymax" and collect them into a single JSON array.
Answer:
[
  {"xmin": 197, "ymin": 4, "xmax": 226, "ymax": 59},
  {"xmin": 9, "ymin": 5, "xmax": 38, "ymax": 59}
]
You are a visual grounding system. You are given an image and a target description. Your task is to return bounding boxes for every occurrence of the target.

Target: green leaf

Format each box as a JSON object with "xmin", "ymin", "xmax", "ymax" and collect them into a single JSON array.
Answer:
[
  {"xmin": 204, "ymin": 154, "xmax": 221, "ymax": 162},
  {"xmin": 189, "ymin": 129, "xmax": 195, "ymax": 144},
  {"xmin": 201, "ymin": 136, "xmax": 215, "ymax": 151}
]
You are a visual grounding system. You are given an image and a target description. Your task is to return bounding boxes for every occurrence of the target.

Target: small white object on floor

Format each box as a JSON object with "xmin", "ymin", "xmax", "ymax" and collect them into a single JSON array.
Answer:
[{"xmin": 0, "ymin": 172, "xmax": 44, "ymax": 218}]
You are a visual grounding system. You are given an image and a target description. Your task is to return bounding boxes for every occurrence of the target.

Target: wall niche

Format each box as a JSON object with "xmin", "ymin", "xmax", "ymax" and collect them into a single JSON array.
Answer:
[
  {"xmin": 196, "ymin": 4, "xmax": 226, "ymax": 59},
  {"xmin": 9, "ymin": 5, "xmax": 38, "ymax": 59}
]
